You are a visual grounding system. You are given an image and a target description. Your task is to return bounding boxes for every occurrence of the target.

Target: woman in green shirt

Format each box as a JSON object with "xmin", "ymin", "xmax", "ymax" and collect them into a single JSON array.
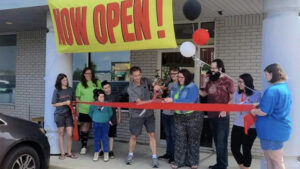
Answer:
[{"xmin": 76, "ymin": 67, "xmax": 102, "ymax": 155}]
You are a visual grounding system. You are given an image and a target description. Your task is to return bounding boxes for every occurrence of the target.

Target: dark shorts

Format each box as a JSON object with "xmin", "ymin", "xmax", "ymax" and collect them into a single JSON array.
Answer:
[
  {"xmin": 108, "ymin": 124, "xmax": 117, "ymax": 138},
  {"xmin": 129, "ymin": 115, "xmax": 155, "ymax": 136},
  {"xmin": 79, "ymin": 113, "xmax": 92, "ymax": 123},
  {"xmin": 54, "ymin": 113, "xmax": 73, "ymax": 128}
]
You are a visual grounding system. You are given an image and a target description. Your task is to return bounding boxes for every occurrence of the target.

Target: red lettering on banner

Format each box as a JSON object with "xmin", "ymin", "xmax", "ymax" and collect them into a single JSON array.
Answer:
[
  {"xmin": 53, "ymin": 9, "xmax": 66, "ymax": 45},
  {"xmin": 61, "ymin": 8, "xmax": 74, "ymax": 45},
  {"xmin": 107, "ymin": 3, "xmax": 120, "ymax": 43},
  {"xmin": 121, "ymin": 0, "xmax": 135, "ymax": 42},
  {"xmin": 156, "ymin": 0, "xmax": 165, "ymax": 38},
  {"xmin": 93, "ymin": 4, "xmax": 108, "ymax": 44},
  {"xmin": 134, "ymin": 0, "xmax": 151, "ymax": 40},
  {"xmin": 70, "ymin": 7, "xmax": 89, "ymax": 45}
]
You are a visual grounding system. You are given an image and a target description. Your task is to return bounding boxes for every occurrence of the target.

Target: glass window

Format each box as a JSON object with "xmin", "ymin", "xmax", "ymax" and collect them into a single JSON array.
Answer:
[
  {"xmin": 91, "ymin": 51, "xmax": 130, "ymax": 82},
  {"xmin": 0, "ymin": 35, "xmax": 16, "ymax": 104},
  {"xmin": 174, "ymin": 23, "xmax": 198, "ymax": 45},
  {"xmin": 73, "ymin": 53, "xmax": 88, "ymax": 88},
  {"xmin": 201, "ymin": 22, "xmax": 215, "ymax": 45}
]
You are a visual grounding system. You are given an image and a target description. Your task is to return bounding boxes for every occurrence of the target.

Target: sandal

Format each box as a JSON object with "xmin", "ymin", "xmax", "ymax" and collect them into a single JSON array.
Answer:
[
  {"xmin": 191, "ymin": 165, "xmax": 198, "ymax": 169},
  {"xmin": 59, "ymin": 154, "xmax": 65, "ymax": 160},
  {"xmin": 66, "ymin": 154, "xmax": 78, "ymax": 159},
  {"xmin": 171, "ymin": 164, "xmax": 178, "ymax": 169}
]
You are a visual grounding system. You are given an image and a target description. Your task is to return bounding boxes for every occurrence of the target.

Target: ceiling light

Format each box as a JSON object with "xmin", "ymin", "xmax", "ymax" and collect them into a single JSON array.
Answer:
[{"xmin": 5, "ymin": 21, "xmax": 13, "ymax": 25}]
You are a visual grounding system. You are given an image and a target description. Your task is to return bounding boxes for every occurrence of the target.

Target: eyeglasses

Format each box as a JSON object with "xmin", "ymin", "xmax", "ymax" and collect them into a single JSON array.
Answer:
[{"xmin": 170, "ymin": 73, "xmax": 178, "ymax": 75}]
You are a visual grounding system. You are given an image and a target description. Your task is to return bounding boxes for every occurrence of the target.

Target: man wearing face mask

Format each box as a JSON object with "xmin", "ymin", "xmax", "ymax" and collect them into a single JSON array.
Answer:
[{"xmin": 199, "ymin": 59, "xmax": 235, "ymax": 169}]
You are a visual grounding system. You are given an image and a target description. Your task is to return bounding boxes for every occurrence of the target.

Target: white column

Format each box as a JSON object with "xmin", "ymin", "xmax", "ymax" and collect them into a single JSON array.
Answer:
[
  {"xmin": 44, "ymin": 13, "xmax": 73, "ymax": 154},
  {"xmin": 262, "ymin": 0, "xmax": 300, "ymax": 168}
]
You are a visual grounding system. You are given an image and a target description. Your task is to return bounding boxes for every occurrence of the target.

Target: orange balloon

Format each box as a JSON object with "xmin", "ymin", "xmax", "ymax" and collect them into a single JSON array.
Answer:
[{"xmin": 192, "ymin": 29, "xmax": 210, "ymax": 45}]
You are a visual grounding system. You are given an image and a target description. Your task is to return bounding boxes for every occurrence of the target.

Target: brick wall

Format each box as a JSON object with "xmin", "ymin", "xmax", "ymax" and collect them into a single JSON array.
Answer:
[
  {"xmin": 0, "ymin": 30, "xmax": 46, "ymax": 120},
  {"xmin": 215, "ymin": 14, "xmax": 263, "ymax": 157},
  {"xmin": 115, "ymin": 50, "xmax": 158, "ymax": 144}
]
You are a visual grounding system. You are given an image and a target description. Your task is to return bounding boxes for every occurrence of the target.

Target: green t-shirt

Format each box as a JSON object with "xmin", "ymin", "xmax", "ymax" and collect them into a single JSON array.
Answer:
[{"xmin": 76, "ymin": 80, "xmax": 102, "ymax": 114}]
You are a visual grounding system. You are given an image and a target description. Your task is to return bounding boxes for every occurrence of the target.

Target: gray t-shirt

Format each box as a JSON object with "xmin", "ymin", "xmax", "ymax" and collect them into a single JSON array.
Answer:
[
  {"xmin": 162, "ymin": 81, "xmax": 178, "ymax": 115},
  {"xmin": 127, "ymin": 77, "xmax": 154, "ymax": 118},
  {"xmin": 52, "ymin": 87, "xmax": 75, "ymax": 115}
]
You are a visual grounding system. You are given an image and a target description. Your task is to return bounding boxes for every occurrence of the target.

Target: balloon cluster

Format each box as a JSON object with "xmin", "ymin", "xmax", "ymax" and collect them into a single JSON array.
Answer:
[{"xmin": 180, "ymin": 0, "xmax": 210, "ymax": 58}]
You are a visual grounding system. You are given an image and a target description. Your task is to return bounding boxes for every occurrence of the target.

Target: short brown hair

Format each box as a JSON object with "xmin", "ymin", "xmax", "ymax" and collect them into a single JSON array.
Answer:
[
  {"xmin": 130, "ymin": 66, "xmax": 142, "ymax": 75},
  {"xmin": 169, "ymin": 67, "xmax": 179, "ymax": 72},
  {"xmin": 264, "ymin": 63, "xmax": 287, "ymax": 83}
]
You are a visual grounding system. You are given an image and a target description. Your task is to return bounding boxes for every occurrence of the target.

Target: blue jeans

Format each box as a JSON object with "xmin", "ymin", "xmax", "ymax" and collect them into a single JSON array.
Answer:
[
  {"xmin": 93, "ymin": 122, "xmax": 110, "ymax": 153},
  {"xmin": 209, "ymin": 116, "xmax": 230, "ymax": 169},
  {"xmin": 162, "ymin": 114, "xmax": 176, "ymax": 155}
]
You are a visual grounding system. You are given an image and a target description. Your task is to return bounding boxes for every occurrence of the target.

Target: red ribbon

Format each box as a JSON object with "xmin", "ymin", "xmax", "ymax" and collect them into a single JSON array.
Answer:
[
  {"xmin": 68, "ymin": 104, "xmax": 79, "ymax": 141},
  {"xmin": 69, "ymin": 101, "xmax": 256, "ymax": 140},
  {"xmin": 73, "ymin": 101, "xmax": 254, "ymax": 112},
  {"xmin": 244, "ymin": 113, "xmax": 257, "ymax": 135}
]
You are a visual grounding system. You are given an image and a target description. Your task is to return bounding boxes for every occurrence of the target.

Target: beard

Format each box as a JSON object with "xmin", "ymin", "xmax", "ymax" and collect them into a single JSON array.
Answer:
[{"xmin": 209, "ymin": 72, "xmax": 221, "ymax": 81}]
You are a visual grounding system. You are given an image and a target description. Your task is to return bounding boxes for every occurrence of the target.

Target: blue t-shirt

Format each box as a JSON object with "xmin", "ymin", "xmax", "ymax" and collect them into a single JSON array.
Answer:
[{"xmin": 256, "ymin": 82, "xmax": 292, "ymax": 142}]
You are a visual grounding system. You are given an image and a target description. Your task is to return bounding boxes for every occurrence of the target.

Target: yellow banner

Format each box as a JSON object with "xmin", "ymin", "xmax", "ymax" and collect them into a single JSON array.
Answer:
[{"xmin": 48, "ymin": 0, "xmax": 177, "ymax": 53}]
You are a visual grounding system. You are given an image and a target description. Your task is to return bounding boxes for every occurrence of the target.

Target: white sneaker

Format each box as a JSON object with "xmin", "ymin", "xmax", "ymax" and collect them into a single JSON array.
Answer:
[
  {"xmin": 104, "ymin": 152, "xmax": 109, "ymax": 162},
  {"xmin": 80, "ymin": 147, "xmax": 87, "ymax": 155},
  {"xmin": 93, "ymin": 152, "xmax": 99, "ymax": 161}
]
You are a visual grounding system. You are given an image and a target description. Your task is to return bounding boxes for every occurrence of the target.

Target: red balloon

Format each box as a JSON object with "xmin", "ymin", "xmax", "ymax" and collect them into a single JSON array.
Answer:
[{"xmin": 192, "ymin": 29, "xmax": 210, "ymax": 45}]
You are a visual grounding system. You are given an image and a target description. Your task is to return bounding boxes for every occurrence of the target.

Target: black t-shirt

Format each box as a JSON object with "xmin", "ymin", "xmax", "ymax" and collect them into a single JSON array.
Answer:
[
  {"xmin": 51, "ymin": 87, "xmax": 75, "ymax": 115},
  {"xmin": 104, "ymin": 94, "xmax": 119, "ymax": 125}
]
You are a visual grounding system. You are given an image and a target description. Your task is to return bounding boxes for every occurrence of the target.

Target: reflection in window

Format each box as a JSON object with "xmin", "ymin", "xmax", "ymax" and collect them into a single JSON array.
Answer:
[
  {"xmin": 201, "ymin": 22, "xmax": 215, "ymax": 45},
  {"xmin": 161, "ymin": 52, "xmax": 194, "ymax": 86},
  {"xmin": 73, "ymin": 53, "xmax": 88, "ymax": 88},
  {"xmin": 91, "ymin": 51, "xmax": 130, "ymax": 82},
  {"xmin": 174, "ymin": 23, "xmax": 198, "ymax": 45},
  {"xmin": 0, "ymin": 35, "xmax": 16, "ymax": 103}
]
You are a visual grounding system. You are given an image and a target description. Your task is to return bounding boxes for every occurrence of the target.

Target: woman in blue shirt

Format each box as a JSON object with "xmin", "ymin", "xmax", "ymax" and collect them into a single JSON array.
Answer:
[
  {"xmin": 251, "ymin": 64, "xmax": 291, "ymax": 169},
  {"xmin": 164, "ymin": 69, "xmax": 204, "ymax": 169},
  {"xmin": 231, "ymin": 73, "xmax": 261, "ymax": 169}
]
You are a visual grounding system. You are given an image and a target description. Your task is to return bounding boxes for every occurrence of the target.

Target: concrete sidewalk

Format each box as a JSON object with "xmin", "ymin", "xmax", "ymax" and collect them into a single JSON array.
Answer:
[{"xmin": 49, "ymin": 141, "xmax": 261, "ymax": 169}]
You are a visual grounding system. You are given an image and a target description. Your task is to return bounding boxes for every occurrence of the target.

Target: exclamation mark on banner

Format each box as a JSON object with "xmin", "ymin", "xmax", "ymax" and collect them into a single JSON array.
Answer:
[{"xmin": 156, "ymin": 0, "xmax": 165, "ymax": 38}]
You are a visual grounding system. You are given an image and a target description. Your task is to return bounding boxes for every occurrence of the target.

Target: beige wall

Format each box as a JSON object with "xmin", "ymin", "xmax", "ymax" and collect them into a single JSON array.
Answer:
[
  {"xmin": 215, "ymin": 14, "xmax": 263, "ymax": 157},
  {"xmin": 0, "ymin": 30, "xmax": 46, "ymax": 120}
]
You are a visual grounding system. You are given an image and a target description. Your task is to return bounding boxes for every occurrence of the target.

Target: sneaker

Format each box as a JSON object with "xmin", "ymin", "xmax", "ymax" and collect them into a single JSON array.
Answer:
[
  {"xmin": 158, "ymin": 154, "xmax": 171, "ymax": 160},
  {"xmin": 152, "ymin": 158, "xmax": 159, "ymax": 168},
  {"xmin": 109, "ymin": 151, "xmax": 115, "ymax": 159},
  {"xmin": 93, "ymin": 152, "xmax": 99, "ymax": 161},
  {"xmin": 80, "ymin": 147, "xmax": 87, "ymax": 155},
  {"xmin": 125, "ymin": 154, "xmax": 133, "ymax": 165},
  {"xmin": 99, "ymin": 150, "xmax": 104, "ymax": 157},
  {"xmin": 208, "ymin": 164, "xmax": 218, "ymax": 169},
  {"xmin": 104, "ymin": 152, "xmax": 109, "ymax": 162},
  {"xmin": 168, "ymin": 156, "xmax": 174, "ymax": 164}
]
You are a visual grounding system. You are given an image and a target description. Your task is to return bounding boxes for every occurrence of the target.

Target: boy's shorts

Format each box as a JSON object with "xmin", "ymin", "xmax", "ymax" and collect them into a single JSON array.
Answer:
[
  {"xmin": 108, "ymin": 124, "xmax": 117, "ymax": 137},
  {"xmin": 129, "ymin": 115, "xmax": 155, "ymax": 136}
]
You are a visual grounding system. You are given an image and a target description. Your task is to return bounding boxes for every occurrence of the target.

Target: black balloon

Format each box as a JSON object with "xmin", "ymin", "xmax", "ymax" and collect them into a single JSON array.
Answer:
[{"xmin": 183, "ymin": 0, "xmax": 201, "ymax": 21}]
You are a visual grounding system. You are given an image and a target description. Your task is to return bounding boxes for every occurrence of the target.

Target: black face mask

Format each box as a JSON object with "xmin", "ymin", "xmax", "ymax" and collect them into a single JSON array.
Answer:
[{"xmin": 209, "ymin": 72, "xmax": 221, "ymax": 81}]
